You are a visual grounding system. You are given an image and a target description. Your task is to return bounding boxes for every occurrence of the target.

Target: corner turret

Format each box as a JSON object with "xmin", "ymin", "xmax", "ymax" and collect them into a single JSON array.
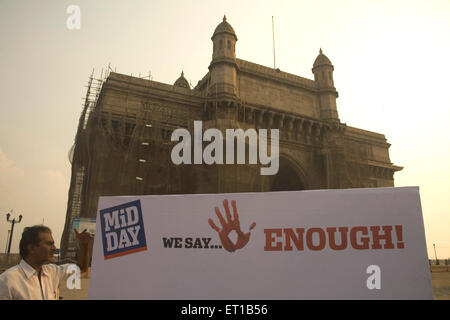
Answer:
[
  {"xmin": 312, "ymin": 49, "xmax": 339, "ymax": 121},
  {"xmin": 208, "ymin": 15, "xmax": 238, "ymax": 99}
]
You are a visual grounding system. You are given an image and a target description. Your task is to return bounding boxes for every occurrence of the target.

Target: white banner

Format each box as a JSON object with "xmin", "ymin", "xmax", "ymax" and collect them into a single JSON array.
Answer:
[{"xmin": 88, "ymin": 187, "xmax": 433, "ymax": 299}]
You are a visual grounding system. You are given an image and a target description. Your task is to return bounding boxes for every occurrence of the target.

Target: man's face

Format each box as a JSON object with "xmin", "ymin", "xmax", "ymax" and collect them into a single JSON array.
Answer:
[{"xmin": 29, "ymin": 232, "xmax": 57, "ymax": 265}]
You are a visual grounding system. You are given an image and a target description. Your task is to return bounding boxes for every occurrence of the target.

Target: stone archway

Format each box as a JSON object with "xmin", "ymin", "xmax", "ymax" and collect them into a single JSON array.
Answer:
[{"xmin": 270, "ymin": 156, "xmax": 307, "ymax": 191}]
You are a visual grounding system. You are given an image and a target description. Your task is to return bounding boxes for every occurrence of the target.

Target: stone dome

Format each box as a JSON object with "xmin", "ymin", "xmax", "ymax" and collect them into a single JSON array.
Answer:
[
  {"xmin": 212, "ymin": 15, "xmax": 237, "ymax": 40},
  {"xmin": 313, "ymin": 48, "xmax": 333, "ymax": 68},
  {"xmin": 174, "ymin": 71, "xmax": 190, "ymax": 89}
]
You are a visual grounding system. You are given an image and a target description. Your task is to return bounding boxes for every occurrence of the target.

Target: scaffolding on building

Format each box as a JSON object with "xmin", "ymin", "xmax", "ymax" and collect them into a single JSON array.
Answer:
[
  {"xmin": 63, "ymin": 64, "xmax": 173, "ymax": 258},
  {"xmin": 65, "ymin": 65, "xmax": 112, "ymax": 257}
]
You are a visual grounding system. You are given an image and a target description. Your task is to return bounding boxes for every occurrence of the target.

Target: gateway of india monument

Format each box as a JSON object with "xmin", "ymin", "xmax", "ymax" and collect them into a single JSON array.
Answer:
[{"xmin": 60, "ymin": 16, "xmax": 402, "ymax": 259}]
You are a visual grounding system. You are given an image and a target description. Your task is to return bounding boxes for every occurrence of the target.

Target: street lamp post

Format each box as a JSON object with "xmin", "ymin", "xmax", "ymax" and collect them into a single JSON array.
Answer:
[
  {"xmin": 5, "ymin": 230, "xmax": 10, "ymax": 253},
  {"xmin": 6, "ymin": 211, "xmax": 23, "ymax": 254},
  {"xmin": 433, "ymin": 243, "xmax": 439, "ymax": 266}
]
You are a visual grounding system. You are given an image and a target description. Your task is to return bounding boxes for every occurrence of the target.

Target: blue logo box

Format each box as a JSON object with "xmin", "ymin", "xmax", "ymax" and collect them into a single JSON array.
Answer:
[{"xmin": 99, "ymin": 200, "xmax": 147, "ymax": 260}]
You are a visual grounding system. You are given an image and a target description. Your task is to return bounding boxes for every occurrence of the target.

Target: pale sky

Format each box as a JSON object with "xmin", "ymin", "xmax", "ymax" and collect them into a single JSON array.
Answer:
[{"xmin": 0, "ymin": 0, "xmax": 449, "ymax": 260}]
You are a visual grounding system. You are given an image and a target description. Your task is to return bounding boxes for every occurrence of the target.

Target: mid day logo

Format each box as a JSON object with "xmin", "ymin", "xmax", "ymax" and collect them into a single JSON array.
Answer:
[{"xmin": 100, "ymin": 200, "xmax": 147, "ymax": 260}]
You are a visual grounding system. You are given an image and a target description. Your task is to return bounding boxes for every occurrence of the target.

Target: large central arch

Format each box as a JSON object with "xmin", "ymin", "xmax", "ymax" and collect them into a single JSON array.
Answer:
[{"xmin": 270, "ymin": 155, "xmax": 309, "ymax": 191}]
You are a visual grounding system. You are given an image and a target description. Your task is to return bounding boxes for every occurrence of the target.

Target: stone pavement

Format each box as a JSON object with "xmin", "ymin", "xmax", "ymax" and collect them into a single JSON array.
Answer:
[
  {"xmin": 430, "ymin": 270, "xmax": 450, "ymax": 300},
  {"xmin": 59, "ymin": 278, "xmax": 90, "ymax": 300}
]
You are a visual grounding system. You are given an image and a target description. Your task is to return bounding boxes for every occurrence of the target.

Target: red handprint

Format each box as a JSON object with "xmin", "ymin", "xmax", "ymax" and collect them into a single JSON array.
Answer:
[{"xmin": 208, "ymin": 199, "xmax": 256, "ymax": 253}]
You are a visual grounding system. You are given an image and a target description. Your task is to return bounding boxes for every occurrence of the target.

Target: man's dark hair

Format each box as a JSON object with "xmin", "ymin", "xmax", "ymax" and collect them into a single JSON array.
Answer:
[{"xmin": 19, "ymin": 225, "xmax": 52, "ymax": 259}]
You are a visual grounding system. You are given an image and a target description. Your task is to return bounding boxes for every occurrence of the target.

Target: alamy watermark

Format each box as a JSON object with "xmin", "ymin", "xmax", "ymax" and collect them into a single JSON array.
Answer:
[
  {"xmin": 66, "ymin": 5, "xmax": 81, "ymax": 30},
  {"xmin": 366, "ymin": 264, "xmax": 381, "ymax": 290},
  {"xmin": 66, "ymin": 264, "xmax": 81, "ymax": 290},
  {"xmin": 170, "ymin": 121, "xmax": 279, "ymax": 175}
]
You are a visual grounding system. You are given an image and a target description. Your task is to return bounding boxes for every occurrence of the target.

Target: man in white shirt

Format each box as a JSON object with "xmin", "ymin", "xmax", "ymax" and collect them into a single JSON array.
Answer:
[{"xmin": 0, "ymin": 225, "xmax": 93, "ymax": 300}]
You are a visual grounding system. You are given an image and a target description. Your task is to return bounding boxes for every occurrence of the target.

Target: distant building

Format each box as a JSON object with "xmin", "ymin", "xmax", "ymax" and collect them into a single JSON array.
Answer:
[{"xmin": 61, "ymin": 16, "xmax": 402, "ymax": 258}]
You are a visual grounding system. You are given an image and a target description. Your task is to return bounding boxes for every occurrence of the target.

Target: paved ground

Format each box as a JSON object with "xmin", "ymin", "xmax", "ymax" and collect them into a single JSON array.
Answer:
[
  {"xmin": 430, "ymin": 270, "xmax": 450, "ymax": 300},
  {"xmin": 60, "ymin": 278, "xmax": 90, "ymax": 300}
]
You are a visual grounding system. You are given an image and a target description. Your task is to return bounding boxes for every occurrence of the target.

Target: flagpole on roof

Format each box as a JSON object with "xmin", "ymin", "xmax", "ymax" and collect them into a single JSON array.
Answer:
[{"xmin": 272, "ymin": 16, "xmax": 276, "ymax": 69}]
